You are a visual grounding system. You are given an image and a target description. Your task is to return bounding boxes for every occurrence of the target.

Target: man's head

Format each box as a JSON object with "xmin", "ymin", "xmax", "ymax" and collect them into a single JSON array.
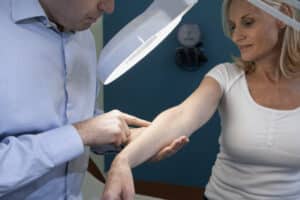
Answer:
[{"xmin": 39, "ymin": 0, "xmax": 114, "ymax": 31}]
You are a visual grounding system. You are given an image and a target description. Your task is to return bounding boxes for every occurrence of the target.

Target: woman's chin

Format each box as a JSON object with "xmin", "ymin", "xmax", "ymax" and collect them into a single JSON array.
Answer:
[{"xmin": 240, "ymin": 55, "xmax": 255, "ymax": 62}]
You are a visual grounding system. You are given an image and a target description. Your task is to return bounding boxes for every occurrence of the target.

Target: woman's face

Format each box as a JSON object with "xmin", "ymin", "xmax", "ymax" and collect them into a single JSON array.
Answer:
[{"xmin": 228, "ymin": 0, "xmax": 283, "ymax": 63}]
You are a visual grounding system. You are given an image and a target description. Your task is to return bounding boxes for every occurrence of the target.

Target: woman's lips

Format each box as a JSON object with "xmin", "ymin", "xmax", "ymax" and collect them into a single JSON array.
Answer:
[{"xmin": 239, "ymin": 44, "xmax": 253, "ymax": 51}]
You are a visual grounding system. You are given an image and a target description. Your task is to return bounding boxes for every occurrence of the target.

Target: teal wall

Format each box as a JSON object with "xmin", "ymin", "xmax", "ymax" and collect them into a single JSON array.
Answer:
[{"xmin": 103, "ymin": 0, "xmax": 238, "ymax": 187}]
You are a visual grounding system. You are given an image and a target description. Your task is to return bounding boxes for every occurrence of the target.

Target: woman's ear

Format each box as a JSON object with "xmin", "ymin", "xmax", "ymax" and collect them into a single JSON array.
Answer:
[{"xmin": 277, "ymin": 3, "xmax": 294, "ymax": 29}]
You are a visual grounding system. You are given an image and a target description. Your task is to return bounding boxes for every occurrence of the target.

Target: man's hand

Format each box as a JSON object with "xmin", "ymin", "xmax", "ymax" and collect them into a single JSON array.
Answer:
[
  {"xmin": 150, "ymin": 136, "xmax": 189, "ymax": 162},
  {"xmin": 128, "ymin": 128, "xmax": 189, "ymax": 162},
  {"xmin": 102, "ymin": 156, "xmax": 134, "ymax": 200},
  {"xmin": 74, "ymin": 110, "xmax": 150, "ymax": 147}
]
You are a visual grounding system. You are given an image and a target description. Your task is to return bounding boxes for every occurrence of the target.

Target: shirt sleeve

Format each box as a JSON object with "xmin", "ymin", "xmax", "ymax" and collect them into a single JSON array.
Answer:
[
  {"xmin": 0, "ymin": 125, "xmax": 84, "ymax": 197},
  {"xmin": 205, "ymin": 62, "xmax": 242, "ymax": 94},
  {"xmin": 91, "ymin": 82, "xmax": 119, "ymax": 154},
  {"xmin": 205, "ymin": 63, "xmax": 229, "ymax": 94}
]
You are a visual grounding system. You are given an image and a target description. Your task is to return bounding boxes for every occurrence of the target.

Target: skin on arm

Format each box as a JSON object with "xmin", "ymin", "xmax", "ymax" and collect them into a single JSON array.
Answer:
[
  {"xmin": 128, "ymin": 127, "xmax": 189, "ymax": 162},
  {"xmin": 102, "ymin": 76, "xmax": 223, "ymax": 200}
]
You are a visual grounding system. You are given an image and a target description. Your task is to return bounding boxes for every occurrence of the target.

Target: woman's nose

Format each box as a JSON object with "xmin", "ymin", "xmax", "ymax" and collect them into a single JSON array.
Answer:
[{"xmin": 231, "ymin": 27, "xmax": 246, "ymax": 43}]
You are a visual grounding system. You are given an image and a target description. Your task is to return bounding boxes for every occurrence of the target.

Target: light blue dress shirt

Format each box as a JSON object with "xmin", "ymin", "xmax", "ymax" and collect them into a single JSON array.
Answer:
[{"xmin": 0, "ymin": 0, "xmax": 99, "ymax": 199}]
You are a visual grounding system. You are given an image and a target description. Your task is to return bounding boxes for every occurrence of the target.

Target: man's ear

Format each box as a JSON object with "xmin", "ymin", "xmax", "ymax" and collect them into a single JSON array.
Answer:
[{"xmin": 277, "ymin": 3, "xmax": 294, "ymax": 29}]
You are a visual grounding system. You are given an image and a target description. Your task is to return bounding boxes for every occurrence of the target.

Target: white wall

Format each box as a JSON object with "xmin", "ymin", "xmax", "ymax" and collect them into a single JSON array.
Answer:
[{"xmin": 90, "ymin": 18, "xmax": 105, "ymax": 172}]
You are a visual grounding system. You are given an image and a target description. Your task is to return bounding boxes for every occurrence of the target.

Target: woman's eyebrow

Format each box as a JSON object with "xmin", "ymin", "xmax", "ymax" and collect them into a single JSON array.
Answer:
[{"xmin": 229, "ymin": 13, "xmax": 253, "ymax": 22}]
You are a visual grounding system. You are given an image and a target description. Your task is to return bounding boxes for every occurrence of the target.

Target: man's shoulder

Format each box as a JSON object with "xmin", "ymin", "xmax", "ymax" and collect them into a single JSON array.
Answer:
[
  {"xmin": 0, "ymin": 0, "xmax": 12, "ymax": 23},
  {"xmin": 0, "ymin": 1, "xmax": 18, "ymax": 43}
]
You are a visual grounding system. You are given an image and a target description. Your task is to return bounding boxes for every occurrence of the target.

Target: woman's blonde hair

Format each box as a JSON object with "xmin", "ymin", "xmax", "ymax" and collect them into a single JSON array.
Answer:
[{"xmin": 222, "ymin": 0, "xmax": 300, "ymax": 77}]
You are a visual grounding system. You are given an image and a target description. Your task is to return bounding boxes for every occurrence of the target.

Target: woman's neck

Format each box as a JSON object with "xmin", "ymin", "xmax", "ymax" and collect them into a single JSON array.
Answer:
[
  {"xmin": 252, "ymin": 48, "xmax": 283, "ymax": 83},
  {"xmin": 254, "ymin": 62, "xmax": 281, "ymax": 83}
]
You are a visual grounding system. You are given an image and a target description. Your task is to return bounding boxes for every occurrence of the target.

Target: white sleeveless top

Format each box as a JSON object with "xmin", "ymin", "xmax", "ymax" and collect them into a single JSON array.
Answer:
[{"xmin": 204, "ymin": 63, "xmax": 300, "ymax": 200}]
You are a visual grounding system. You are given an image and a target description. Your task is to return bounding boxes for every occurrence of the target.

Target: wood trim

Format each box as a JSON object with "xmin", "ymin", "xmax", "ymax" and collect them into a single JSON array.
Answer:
[
  {"xmin": 88, "ymin": 158, "xmax": 205, "ymax": 199},
  {"xmin": 88, "ymin": 158, "xmax": 106, "ymax": 183},
  {"xmin": 135, "ymin": 180, "xmax": 205, "ymax": 200}
]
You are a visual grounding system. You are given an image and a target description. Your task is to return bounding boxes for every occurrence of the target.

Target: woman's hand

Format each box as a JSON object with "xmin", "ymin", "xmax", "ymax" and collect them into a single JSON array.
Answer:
[{"xmin": 102, "ymin": 156, "xmax": 134, "ymax": 200}]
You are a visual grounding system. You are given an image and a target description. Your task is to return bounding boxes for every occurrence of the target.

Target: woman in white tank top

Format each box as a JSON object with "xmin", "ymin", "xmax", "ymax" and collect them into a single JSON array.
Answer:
[{"xmin": 102, "ymin": 1, "xmax": 300, "ymax": 199}]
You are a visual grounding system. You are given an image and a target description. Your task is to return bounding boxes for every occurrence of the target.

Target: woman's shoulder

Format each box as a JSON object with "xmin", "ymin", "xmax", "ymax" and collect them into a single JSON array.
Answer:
[
  {"xmin": 212, "ymin": 62, "xmax": 243, "ymax": 74},
  {"xmin": 208, "ymin": 62, "xmax": 243, "ymax": 79},
  {"xmin": 206, "ymin": 62, "xmax": 244, "ymax": 93}
]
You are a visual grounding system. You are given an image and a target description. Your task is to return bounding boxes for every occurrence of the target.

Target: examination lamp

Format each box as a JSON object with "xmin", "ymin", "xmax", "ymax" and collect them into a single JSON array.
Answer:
[
  {"xmin": 97, "ymin": 0, "xmax": 198, "ymax": 85},
  {"xmin": 248, "ymin": 0, "xmax": 300, "ymax": 31}
]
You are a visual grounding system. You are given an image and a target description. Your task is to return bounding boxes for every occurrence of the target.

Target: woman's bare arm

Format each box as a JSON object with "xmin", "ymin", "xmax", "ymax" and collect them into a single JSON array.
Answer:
[
  {"xmin": 120, "ymin": 76, "xmax": 222, "ymax": 167},
  {"xmin": 102, "ymin": 76, "xmax": 222, "ymax": 200}
]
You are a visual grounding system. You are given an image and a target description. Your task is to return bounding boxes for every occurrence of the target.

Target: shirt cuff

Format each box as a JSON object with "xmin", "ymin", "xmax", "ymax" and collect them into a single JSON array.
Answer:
[
  {"xmin": 94, "ymin": 108, "xmax": 104, "ymax": 116},
  {"xmin": 39, "ymin": 125, "xmax": 84, "ymax": 166}
]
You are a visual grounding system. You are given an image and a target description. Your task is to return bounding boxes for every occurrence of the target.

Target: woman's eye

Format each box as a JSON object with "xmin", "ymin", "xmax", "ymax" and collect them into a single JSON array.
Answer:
[
  {"xmin": 242, "ymin": 19, "xmax": 254, "ymax": 27},
  {"xmin": 229, "ymin": 23, "xmax": 236, "ymax": 31}
]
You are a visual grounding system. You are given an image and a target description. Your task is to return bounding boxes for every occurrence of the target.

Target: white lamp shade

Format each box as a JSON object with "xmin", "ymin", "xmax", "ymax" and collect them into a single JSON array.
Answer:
[{"xmin": 97, "ymin": 0, "xmax": 198, "ymax": 85}]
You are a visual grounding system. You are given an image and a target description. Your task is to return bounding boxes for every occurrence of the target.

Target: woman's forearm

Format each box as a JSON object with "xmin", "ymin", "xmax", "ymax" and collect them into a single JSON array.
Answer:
[
  {"xmin": 118, "ymin": 104, "xmax": 211, "ymax": 168},
  {"xmin": 116, "ymin": 77, "xmax": 221, "ymax": 168},
  {"xmin": 119, "ymin": 106, "xmax": 186, "ymax": 167}
]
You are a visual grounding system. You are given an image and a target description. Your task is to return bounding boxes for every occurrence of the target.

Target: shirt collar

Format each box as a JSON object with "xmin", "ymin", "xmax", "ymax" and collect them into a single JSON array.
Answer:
[
  {"xmin": 10, "ymin": 0, "xmax": 76, "ymax": 33},
  {"xmin": 11, "ymin": 0, "xmax": 48, "ymax": 23}
]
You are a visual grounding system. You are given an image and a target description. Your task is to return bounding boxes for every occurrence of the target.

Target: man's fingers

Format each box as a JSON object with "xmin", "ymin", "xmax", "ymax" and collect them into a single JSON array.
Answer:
[
  {"xmin": 120, "ymin": 119, "xmax": 131, "ymax": 138},
  {"xmin": 177, "ymin": 136, "xmax": 189, "ymax": 143},
  {"xmin": 121, "ymin": 113, "xmax": 151, "ymax": 127},
  {"xmin": 151, "ymin": 136, "xmax": 189, "ymax": 162},
  {"xmin": 160, "ymin": 147, "xmax": 173, "ymax": 157},
  {"xmin": 172, "ymin": 136, "xmax": 189, "ymax": 151},
  {"xmin": 151, "ymin": 147, "xmax": 173, "ymax": 162},
  {"xmin": 163, "ymin": 136, "xmax": 188, "ymax": 153},
  {"xmin": 154, "ymin": 146, "xmax": 178, "ymax": 161}
]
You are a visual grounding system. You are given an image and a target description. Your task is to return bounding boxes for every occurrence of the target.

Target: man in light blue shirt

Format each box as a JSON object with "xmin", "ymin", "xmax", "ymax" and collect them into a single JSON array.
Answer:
[
  {"xmin": 0, "ymin": 0, "xmax": 188, "ymax": 199},
  {"xmin": 0, "ymin": 0, "xmax": 153, "ymax": 199}
]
